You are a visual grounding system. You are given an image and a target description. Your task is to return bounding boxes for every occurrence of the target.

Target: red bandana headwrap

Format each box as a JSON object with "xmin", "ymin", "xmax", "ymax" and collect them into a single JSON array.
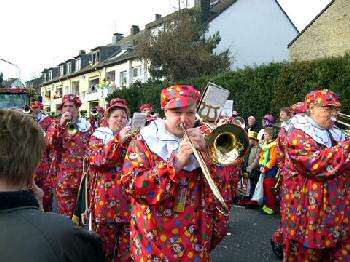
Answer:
[
  {"xmin": 105, "ymin": 98, "xmax": 129, "ymax": 117},
  {"xmin": 30, "ymin": 101, "xmax": 43, "ymax": 110},
  {"xmin": 139, "ymin": 103, "xmax": 153, "ymax": 112},
  {"xmin": 305, "ymin": 89, "xmax": 341, "ymax": 108},
  {"xmin": 59, "ymin": 94, "xmax": 82, "ymax": 109},
  {"xmin": 161, "ymin": 85, "xmax": 201, "ymax": 110}
]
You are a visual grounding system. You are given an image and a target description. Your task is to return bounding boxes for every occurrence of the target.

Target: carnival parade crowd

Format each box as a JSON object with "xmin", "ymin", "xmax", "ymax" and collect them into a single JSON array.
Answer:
[{"xmin": 0, "ymin": 85, "xmax": 349, "ymax": 262}]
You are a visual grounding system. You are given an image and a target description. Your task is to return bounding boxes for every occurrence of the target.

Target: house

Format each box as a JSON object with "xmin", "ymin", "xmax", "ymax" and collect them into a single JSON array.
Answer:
[
  {"xmin": 288, "ymin": 0, "xmax": 350, "ymax": 62},
  {"xmin": 206, "ymin": 0, "xmax": 298, "ymax": 69},
  {"xmin": 40, "ymin": 0, "xmax": 298, "ymax": 114}
]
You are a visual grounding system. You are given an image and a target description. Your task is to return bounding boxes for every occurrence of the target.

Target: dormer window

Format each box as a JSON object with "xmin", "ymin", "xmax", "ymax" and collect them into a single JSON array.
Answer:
[
  {"xmin": 67, "ymin": 62, "xmax": 72, "ymax": 74},
  {"xmin": 60, "ymin": 65, "xmax": 65, "ymax": 76},
  {"xmin": 42, "ymin": 73, "xmax": 46, "ymax": 82},
  {"xmin": 92, "ymin": 51, "xmax": 100, "ymax": 64},
  {"xmin": 76, "ymin": 58, "xmax": 81, "ymax": 71},
  {"xmin": 48, "ymin": 70, "xmax": 53, "ymax": 80}
]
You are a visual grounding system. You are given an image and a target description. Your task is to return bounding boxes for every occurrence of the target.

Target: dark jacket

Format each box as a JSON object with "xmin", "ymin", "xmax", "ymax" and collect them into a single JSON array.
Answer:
[{"xmin": 0, "ymin": 190, "xmax": 105, "ymax": 262}]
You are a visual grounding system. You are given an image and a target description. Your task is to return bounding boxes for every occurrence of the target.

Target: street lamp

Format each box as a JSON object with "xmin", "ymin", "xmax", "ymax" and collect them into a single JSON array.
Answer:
[{"xmin": 0, "ymin": 58, "xmax": 21, "ymax": 80}]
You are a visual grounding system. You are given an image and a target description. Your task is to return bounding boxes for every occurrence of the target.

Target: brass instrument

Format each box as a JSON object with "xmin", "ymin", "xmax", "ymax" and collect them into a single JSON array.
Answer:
[
  {"xmin": 90, "ymin": 108, "xmax": 98, "ymax": 116},
  {"xmin": 23, "ymin": 105, "xmax": 31, "ymax": 114},
  {"xmin": 335, "ymin": 113, "xmax": 350, "ymax": 136},
  {"xmin": 180, "ymin": 122, "xmax": 249, "ymax": 215},
  {"xmin": 271, "ymin": 170, "xmax": 281, "ymax": 195},
  {"xmin": 207, "ymin": 123, "xmax": 249, "ymax": 165},
  {"xmin": 66, "ymin": 122, "xmax": 78, "ymax": 135}
]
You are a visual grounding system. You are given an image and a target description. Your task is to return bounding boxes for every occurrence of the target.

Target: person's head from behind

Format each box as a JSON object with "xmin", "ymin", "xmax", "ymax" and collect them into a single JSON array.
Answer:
[
  {"xmin": 161, "ymin": 85, "xmax": 201, "ymax": 137},
  {"xmin": 0, "ymin": 110, "xmax": 45, "ymax": 190}
]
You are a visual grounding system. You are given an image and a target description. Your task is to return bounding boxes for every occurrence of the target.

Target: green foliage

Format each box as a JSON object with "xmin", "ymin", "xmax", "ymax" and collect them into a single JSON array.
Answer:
[
  {"xmin": 136, "ymin": 9, "xmax": 231, "ymax": 81},
  {"xmin": 107, "ymin": 54, "xmax": 350, "ymax": 120}
]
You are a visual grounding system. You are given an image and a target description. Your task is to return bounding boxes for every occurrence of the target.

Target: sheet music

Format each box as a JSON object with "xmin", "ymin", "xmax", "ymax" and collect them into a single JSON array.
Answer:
[
  {"xmin": 197, "ymin": 82, "xmax": 230, "ymax": 122},
  {"xmin": 221, "ymin": 100, "xmax": 234, "ymax": 117},
  {"xmin": 131, "ymin": 112, "xmax": 147, "ymax": 132}
]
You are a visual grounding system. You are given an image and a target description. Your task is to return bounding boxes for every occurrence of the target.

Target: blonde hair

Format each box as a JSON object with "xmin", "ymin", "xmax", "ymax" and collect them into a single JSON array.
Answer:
[{"xmin": 0, "ymin": 110, "xmax": 45, "ymax": 185}]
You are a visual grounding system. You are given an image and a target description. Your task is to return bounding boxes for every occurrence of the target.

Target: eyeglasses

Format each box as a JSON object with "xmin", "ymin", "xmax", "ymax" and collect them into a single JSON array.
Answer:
[{"xmin": 321, "ymin": 105, "xmax": 340, "ymax": 113}]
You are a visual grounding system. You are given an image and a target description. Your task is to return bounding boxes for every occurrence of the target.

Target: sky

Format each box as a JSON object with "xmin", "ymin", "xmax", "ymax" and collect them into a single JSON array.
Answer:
[{"xmin": 0, "ymin": 0, "xmax": 332, "ymax": 82}]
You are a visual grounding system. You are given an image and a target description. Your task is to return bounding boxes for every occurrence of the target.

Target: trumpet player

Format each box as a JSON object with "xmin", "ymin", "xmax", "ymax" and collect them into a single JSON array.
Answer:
[
  {"xmin": 280, "ymin": 89, "xmax": 350, "ymax": 261},
  {"xmin": 139, "ymin": 103, "xmax": 157, "ymax": 124},
  {"xmin": 88, "ymin": 98, "xmax": 132, "ymax": 261},
  {"xmin": 122, "ymin": 85, "xmax": 238, "ymax": 262},
  {"xmin": 46, "ymin": 94, "xmax": 94, "ymax": 218},
  {"xmin": 30, "ymin": 101, "xmax": 55, "ymax": 211}
]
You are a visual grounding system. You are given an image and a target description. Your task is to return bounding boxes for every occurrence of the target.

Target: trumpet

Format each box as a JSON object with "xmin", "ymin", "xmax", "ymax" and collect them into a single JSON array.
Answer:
[
  {"xmin": 90, "ymin": 108, "xmax": 98, "ymax": 116},
  {"xmin": 66, "ymin": 122, "xmax": 78, "ymax": 135},
  {"xmin": 23, "ymin": 105, "xmax": 31, "ymax": 114}
]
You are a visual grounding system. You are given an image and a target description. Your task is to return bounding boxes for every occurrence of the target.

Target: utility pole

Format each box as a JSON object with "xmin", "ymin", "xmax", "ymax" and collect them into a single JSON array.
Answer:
[{"xmin": 0, "ymin": 58, "xmax": 21, "ymax": 80}]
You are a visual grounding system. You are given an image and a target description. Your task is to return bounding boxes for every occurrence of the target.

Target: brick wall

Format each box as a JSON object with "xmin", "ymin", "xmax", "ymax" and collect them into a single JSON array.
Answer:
[{"xmin": 289, "ymin": 0, "xmax": 350, "ymax": 61}]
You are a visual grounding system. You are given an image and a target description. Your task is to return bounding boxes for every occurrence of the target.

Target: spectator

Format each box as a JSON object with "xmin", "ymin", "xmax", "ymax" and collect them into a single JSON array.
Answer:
[
  {"xmin": 0, "ymin": 109, "xmax": 105, "ymax": 262},
  {"xmin": 246, "ymin": 116, "xmax": 258, "ymax": 132}
]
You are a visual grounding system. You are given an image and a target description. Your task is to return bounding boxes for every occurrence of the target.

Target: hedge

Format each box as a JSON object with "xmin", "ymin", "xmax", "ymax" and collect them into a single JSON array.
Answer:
[{"xmin": 107, "ymin": 54, "xmax": 350, "ymax": 122}]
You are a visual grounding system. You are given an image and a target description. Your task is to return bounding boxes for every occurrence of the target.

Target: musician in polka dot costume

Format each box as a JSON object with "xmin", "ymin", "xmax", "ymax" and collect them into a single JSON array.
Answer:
[{"xmin": 280, "ymin": 89, "xmax": 350, "ymax": 261}]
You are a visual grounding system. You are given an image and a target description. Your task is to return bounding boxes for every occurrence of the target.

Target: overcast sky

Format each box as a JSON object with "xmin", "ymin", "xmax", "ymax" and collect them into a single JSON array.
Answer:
[{"xmin": 0, "ymin": 0, "xmax": 332, "ymax": 82}]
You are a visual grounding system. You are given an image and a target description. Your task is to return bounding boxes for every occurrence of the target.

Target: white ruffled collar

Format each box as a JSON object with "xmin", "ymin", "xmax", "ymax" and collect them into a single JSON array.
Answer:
[
  {"xmin": 290, "ymin": 114, "xmax": 346, "ymax": 148},
  {"xmin": 76, "ymin": 118, "xmax": 91, "ymax": 132},
  {"xmin": 92, "ymin": 127, "xmax": 115, "ymax": 145},
  {"xmin": 140, "ymin": 119, "xmax": 199, "ymax": 171}
]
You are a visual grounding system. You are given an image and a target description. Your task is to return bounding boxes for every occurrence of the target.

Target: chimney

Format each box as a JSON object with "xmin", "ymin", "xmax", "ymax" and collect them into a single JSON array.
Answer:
[
  {"xmin": 155, "ymin": 14, "xmax": 162, "ymax": 21},
  {"xmin": 112, "ymin": 33, "xmax": 124, "ymax": 44},
  {"xmin": 130, "ymin": 25, "xmax": 140, "ymax": 35},
  {"xmin": 195, "ymin": 0, "xmax": 210, "ymax": 23},
  {"xmin": 79, "ymin": 50, "xmax": 86, "ymax": 56}
]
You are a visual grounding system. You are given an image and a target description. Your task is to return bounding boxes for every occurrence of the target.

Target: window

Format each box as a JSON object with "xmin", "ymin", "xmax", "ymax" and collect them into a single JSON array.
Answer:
[
  {"xmin": 106, "ymin": 71, "xmax": 115, "ymax": 82},
  {"xmin": 48, "ymin": 70, "xmax": 53, "ymax": 80},
  {"xmin": 42, "ymin": 73, "xmax": 46, "ymax": 82},
  {"xmin": 92, "ymin": 51, "xmax": 100, "ymax": 64},
  {"xmin": 132, "ymin": 67, "xmax": 140, "ymax": 78},
  {"xmin": 67, "ymin": 62, "xmax": 72, "ymax": 74},
  {"xmin": 60, "ymin": 65, "xmax": 64, "ymax": 76},
  {"xmin": 76, "ymin": 58, "xmax": 81, "ymax": 71},
  {"xmin": 72, "ymin": 81, "xmax": 79, "ymax": 95},
  {"xmin": 88, "ymin": 78, "xmax": 99, "ymax": 93},
  {"xmin": 119, "ymin": 71, "xmax": 127, "ymax": 86}
]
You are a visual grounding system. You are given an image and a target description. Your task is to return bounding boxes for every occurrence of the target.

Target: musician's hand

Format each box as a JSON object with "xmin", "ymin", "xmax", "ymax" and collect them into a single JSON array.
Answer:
[
  {"xmin": 60, "ymin": 112, "xmax": 72, "ymax": 127},
  {"xmin": 260, "ymin": 166, "xmax": 265, "ymax": 173},
  {"xmin": 185, "ymin": 128, "xmax": 206, "ymax": 151},
  {"xmin": 175, "ymin": 139, "xmax": 193, "ymax": 172},
  {"xmin": 119, "ymin": 126, "xmax": 132, "ymax": 144}
]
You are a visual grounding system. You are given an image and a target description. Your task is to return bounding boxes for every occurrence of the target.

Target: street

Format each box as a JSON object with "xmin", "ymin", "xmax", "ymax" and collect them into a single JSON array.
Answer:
[{"xmin": 211, "ymin": 206, "xmax": 281, "ymax": 262}]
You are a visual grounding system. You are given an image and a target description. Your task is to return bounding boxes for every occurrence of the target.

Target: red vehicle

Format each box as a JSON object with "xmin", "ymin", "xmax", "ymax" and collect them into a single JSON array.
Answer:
[{"xmin": 0, "ymin": 87, "xmax": 30, "ymax": 110}]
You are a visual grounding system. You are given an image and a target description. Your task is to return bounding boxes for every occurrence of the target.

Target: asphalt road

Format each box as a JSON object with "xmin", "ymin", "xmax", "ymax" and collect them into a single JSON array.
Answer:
[{"xmin": 211, "ymin": 205, "xmax": 281, "ymax": 262}]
